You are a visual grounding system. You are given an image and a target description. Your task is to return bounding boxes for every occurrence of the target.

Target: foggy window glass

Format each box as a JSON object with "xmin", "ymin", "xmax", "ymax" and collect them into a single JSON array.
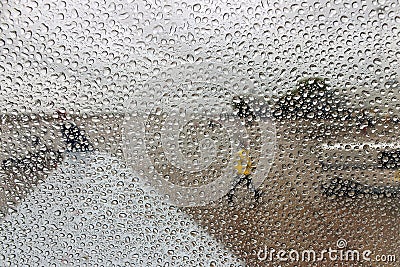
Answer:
[{"xmin": 0, "ymin": 0, "xmax": 399, "ymax": 266}]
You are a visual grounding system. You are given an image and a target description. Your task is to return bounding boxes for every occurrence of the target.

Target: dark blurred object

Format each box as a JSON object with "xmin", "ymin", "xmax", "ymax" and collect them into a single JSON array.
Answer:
[
  {"xmin": 321, "ymin": 177, "xmax": 399, "ymax": 198},
  {"xmin": 1, "ymin": 135, "xmax": 63, "ymax": 207},
  {"xmin": 272, "ymin": 77, "xmax": 351, "ymax": 121},
  {"xmin": 231, "ymin": 95, "xmax": 256, "ymax": 122},
  {"xmin": 321, "ymin": 178, "xmax": 365, "ymax": 197},
  {"xmin": 2, "ymin": 135, "xmax": 62, "ymax": 172},
  {"xmin": 61, "ymin": 122, "xmax": 94, "ymax": 152},
  {"xmin": 378, "ymin": 150, "xmax": 400, "ymax": 169},
  {"xmin": 2, "ymin": 149, "xmax": 62, "ymax": 173}
]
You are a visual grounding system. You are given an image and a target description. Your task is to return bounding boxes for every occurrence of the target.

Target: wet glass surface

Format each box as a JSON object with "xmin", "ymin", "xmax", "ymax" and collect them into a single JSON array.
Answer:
[{"xmin": 0, "ymin": 0, "xmax": 399, "ymax": 266}]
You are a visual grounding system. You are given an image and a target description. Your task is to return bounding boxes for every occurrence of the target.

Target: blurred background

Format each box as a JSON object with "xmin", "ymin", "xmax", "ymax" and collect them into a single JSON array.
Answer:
[{"xmin": 0, "ymin": 0, "xmax": 399, "ymax": 266}]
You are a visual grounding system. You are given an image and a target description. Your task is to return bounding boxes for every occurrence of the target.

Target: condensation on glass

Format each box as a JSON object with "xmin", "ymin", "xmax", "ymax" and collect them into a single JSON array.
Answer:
[{"xmin": 0, "ymin": 0, "xmax": 399, "ymax": 266}]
